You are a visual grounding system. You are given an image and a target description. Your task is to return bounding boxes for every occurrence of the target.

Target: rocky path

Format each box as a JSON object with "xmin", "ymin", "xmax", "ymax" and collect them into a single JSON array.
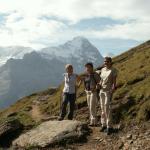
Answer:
[
  {"xmin": 29, "ymin": 100, "xmax": 150, "ymax": 150},
  {"xmin": 79, "ymin": 123, "xmax": 150, "ymax": 150},
  {"xmin": 69, "ymin": 126, "xmax": 121, "ymax": 150},
  {"xmin": 52, "ymin": 122, "xmax": 150, "ymax": 150},
  {"xmin": 31, "ymin": 103, "xmax": 43, "ymax": 122}
]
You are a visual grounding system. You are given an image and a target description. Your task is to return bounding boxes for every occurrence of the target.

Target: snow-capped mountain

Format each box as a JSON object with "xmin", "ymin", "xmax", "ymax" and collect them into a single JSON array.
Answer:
[
  {"xmin": 0, "ymin": 37, "xmax": 103, "ymax": 109},
  {"xmin": 0, "ymin": 46, "xmax": 34, "ymax": 66},
  {"xmin": 0, "ymin": 37, "xmax": 103, "ymax": 69},
  {"xmin": 41, "ymin": 37, "xmax": 94, "ymax": 57},
  {"xmin": 40, "ymin": 36, "xmax": 103, "ymax": 62},
  {"xmin": 39, "ymin": 36, "xmax": 103, "ymax": 72}
]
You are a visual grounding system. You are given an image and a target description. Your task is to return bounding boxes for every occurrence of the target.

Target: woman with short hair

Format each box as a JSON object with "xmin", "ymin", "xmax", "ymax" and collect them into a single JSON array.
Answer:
[{"xmin": 58, "ymin": 64, "xmax": 80, "ymax": 121}]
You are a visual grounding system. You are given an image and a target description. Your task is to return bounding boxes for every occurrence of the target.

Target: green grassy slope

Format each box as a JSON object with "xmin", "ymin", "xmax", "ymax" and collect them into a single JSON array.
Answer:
[{"xmin": 0, "ymin": 40, "xmax": 150, "ymax": 128}]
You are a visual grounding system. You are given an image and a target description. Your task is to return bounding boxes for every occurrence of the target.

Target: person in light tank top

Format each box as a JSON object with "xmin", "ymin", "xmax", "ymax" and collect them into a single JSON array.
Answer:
[{"xmin": 58, "ymin": 64, "xmax": 80, "ymax": 121}]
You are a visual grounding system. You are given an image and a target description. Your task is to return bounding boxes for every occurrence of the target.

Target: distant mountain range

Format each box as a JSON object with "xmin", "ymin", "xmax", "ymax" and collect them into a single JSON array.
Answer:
[
  {"xmin": 0, "ymin": 37, "xmax": 103, "ymax": 108},
  {"xmin": 0, "ymin": 46, "xmax": 34, "ymax": 66}
]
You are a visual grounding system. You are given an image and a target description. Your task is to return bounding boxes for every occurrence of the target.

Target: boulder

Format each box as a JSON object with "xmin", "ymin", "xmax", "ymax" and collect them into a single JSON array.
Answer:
[
  {"xmin": 0, "ymin": 118, "xmax": 23, "ymax": 147},
  {"xmin": 13, "ymin": 120, "xmax": 89, "ymax": 149}
]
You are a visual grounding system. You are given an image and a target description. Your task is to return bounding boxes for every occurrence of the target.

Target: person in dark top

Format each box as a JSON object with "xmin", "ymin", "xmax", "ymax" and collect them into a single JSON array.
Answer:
[{"xmin": 79, "ymin": 62, "xmax": 100, "ymax": 126}]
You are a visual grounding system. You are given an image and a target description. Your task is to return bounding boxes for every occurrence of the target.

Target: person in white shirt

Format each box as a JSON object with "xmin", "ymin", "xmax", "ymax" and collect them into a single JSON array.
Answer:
[
  {"xmin": 58, "ymin": 64, "xmax": 80, "ymax": 121},
  {"xmin": 99, "ymin": 57, "xmax": 118, "ymax": 135}
]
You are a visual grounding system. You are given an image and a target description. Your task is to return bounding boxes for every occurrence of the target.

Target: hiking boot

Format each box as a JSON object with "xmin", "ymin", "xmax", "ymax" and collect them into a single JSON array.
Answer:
[
  {"xmin": 100, "ymin": 126, "xmax": 106, "ymax": 132},
  {"xmin": 58, "ymin": 117, "xmax": 64, "ymax": 121},
  {"xmin": 106, "ymin": 127, "xmax": 113, "ymax": 135},
  {"xmin": 89, "ymin": 123, "xmax": 95, "ymax": 127}
]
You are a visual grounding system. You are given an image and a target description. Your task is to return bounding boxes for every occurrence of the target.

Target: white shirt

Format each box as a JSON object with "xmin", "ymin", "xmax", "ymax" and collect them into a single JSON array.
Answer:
[
  {"xmin": 63, "ymin": 73, "xmax": 77, "ymax": 94},
  {"xmin": 100, "ymin": 67, "xmax": 118, "ymax": 91}
]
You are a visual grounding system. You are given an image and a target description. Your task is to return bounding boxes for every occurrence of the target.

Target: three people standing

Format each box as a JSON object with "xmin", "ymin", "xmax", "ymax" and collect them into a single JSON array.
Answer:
[{"xmin": 58, "ymin": 57, "xmax": 118, "ymax": 135}]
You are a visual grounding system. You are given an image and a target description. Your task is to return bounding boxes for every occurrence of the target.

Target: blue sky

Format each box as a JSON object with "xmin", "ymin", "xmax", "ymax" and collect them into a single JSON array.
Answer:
[{"xmin": 0, "ymin": 0, "xmax": 150, "ymax": 56}]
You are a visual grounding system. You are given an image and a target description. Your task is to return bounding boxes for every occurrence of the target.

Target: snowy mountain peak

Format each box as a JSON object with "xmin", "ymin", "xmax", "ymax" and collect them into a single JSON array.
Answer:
[
  {"xmin": 70, "ymin": 36, "xmax": 90, "ymax": 45},
  {"xmin": 62, "ymin": 36, "xmax": 91, "ymax": 50},
  {"xmin": 40, "ymin": 36, "xmax": 102, "ymax": 59},
  {"xmin": 0, "ymin": 37, "xmax": 103, "ymax": 68},
  {"xmin": 39, "ymin": 36, "xmax": 104, "ymax": 72}
]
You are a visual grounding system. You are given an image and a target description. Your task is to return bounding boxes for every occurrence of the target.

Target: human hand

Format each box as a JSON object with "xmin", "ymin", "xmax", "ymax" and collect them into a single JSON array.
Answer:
[{"xmin": 111, "ymin": 85, "xmax": 117, "ymax": 93}]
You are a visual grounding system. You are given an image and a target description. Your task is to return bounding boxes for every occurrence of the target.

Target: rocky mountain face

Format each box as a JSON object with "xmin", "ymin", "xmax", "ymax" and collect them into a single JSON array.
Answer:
[
  {"xmin": 0, "ymin": 51, "xmax": 65, "ymax": 108},
  {"xmin": 0, "ymin": 40, "xmax": 149, "ymax": 149},
  {"xmin": 0, "ymin": 37, "xmax": 103, "ymax": 109}
]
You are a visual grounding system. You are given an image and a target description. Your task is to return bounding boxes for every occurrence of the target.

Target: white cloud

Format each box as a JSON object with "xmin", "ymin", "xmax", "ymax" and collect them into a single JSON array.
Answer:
[
  {"xmin": 84, "ymin": 21, "xmax": 150, "ymax": 41},
  {"xmin": 0, "ymin": 11, "xmax": 67, "ymax": 48},
  {"xmin": 1, "ymin": 0, "xmax": 149, "ymax": 23},
  {"xmin": 0, "ymin": 0, "xmax": 150, "ymax": 49}
]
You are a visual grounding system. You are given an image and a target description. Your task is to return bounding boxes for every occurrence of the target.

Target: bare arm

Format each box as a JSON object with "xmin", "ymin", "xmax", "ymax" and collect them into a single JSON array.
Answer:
[
  {"xmin": 76, "ymin": 75, "xmax": 83, "ymax": 88},
  {"xmin": 112, "ymin": 75, "xmax": 117, "ymax": 93}
]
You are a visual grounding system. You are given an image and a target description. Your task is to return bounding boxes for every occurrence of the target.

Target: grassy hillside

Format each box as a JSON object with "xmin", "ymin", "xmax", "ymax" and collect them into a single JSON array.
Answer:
[
  {"xmin": 0, "ymin": 40, "xmax": 150, "ymax": 128},
  {"xmin": 112, "ymin": 40, "xmax": 150, "ymax": 122}
]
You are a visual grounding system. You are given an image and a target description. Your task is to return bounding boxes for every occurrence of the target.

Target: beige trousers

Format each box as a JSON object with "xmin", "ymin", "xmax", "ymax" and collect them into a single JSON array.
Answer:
[
  {"xmin": 86, "ymin": 91, "xmax": 97, "ymax": 125},
  {"xmin": 99, "ymin": 90, "xmax": 112, "ymax": 128}
]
